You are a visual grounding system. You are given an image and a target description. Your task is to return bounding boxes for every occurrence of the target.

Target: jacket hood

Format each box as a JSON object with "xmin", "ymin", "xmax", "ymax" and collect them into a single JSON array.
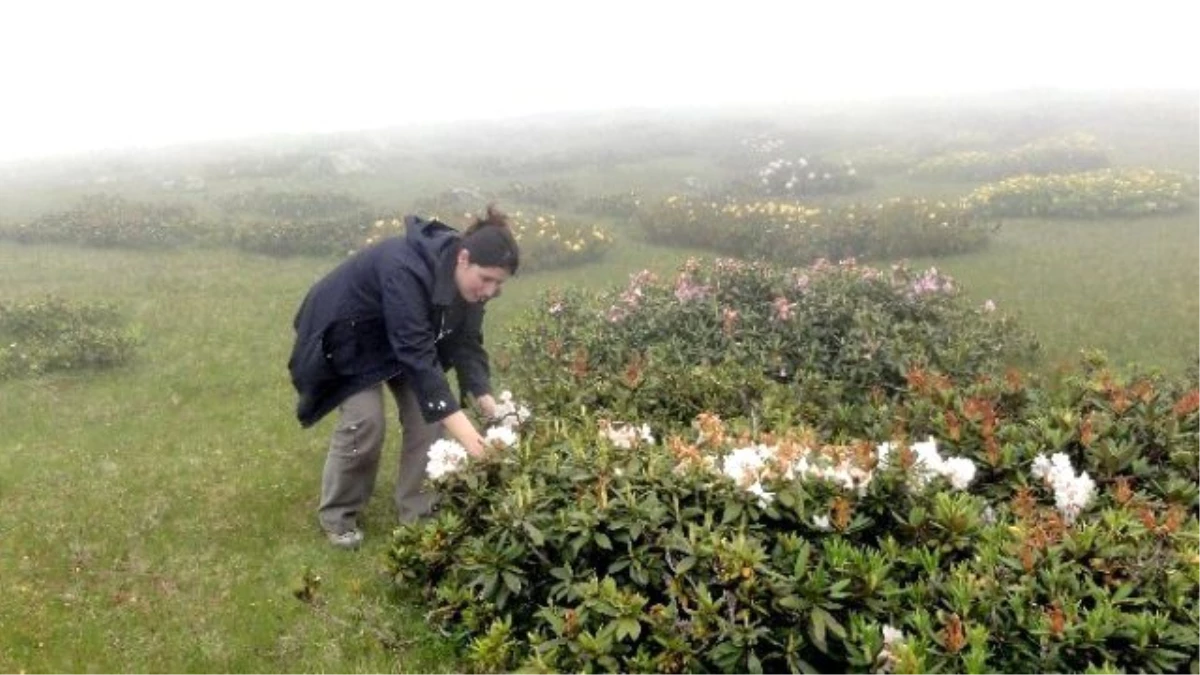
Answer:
[{"xmin": 404, "ymin": 215, "xmax": 462, "ymax": 307}]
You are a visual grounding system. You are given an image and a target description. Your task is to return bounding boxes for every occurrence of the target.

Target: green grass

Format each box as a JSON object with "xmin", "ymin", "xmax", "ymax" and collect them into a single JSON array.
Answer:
[
  {"xmin": 2, "ymin": 96, "xmax": 1197, "ymax": 670},
  {"xmin": 1, "ymin": 204, "xmax": 1195, "ymax": 671}
]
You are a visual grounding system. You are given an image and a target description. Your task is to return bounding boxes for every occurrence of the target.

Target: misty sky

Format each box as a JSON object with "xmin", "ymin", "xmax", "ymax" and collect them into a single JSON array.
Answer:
[{"xmin": 2, "ymin": 0, "xmax": 1196, "ymax": 161}]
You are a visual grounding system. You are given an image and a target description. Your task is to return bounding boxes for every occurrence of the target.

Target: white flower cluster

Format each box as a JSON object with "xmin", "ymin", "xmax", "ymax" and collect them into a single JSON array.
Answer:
[
  {"xmin": 427, "ymin": 439, "xmax": 469, "ymax": 480},
  {"xmin": 716, "ymin": 445, "xmax": 852, "ymax": 506},
  {"xmin": 599, "ymin": 421, "xmax": 654, "ymax": 449},
  {"xmin": 713, "ymin": 435, "xmax": 976, "ymax": 507},
  {"xmin": 425, "ymin": 407, "xmax": 523, "ymax": 481},
  {"xmin": 784, "ymin": 452, "xmax": 876, "ymax": 495},
  {"xmin": 1030, "ymin": 452, "xmax": 1096, "ymax": 524},
  {"xmin": 490, "ymin": 390, "xmax": 531, "ymax": 430},
  {"xmin": 485, "ymin": 425, "xmax": 519, "ymax": 449},
  {"xmin": 876, "ymin": 624, "xmax": 907, "ymax": 672},
  {"xmin": 876, "ymin": 437, "xmax": 977, "ymax": 491}
]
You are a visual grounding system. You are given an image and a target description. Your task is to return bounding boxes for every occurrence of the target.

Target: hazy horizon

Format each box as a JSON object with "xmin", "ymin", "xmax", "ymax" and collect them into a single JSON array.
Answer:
[{"xmin": 3, "ymin": 0, "xmax": 1197, "ymax": 162}]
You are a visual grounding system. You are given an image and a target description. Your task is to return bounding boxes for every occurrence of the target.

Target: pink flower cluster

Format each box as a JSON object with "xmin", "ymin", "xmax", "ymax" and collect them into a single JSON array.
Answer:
[
  {"xmin": 771, "ymin": 296, "xmax": 795, "ymax": 322},
  {"xmin": 607, "ymin": 270, "xmax": 657, "ymax": 323},
  {"xmin": 907, "ymin": 267, "xmax": 955, "ymax": 297},
  {"xmin": 674, "ymin": 273, "xmax": 711, "ymax": 303}
]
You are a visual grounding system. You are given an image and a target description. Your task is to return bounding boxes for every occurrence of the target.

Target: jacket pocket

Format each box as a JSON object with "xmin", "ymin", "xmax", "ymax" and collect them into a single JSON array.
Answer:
[
  {"xmin": 325, "ymin": 317, "xmax": 388, "ymax": 376},
  {"xmin": 289, "ymin": 331, "xmax": 337, "ymax": 387}
]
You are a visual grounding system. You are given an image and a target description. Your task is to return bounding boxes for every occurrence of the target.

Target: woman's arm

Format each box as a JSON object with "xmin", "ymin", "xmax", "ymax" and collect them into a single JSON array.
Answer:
[{"xmin": 441, "ymin": 410, "xmax": 487, "ymax": 457}]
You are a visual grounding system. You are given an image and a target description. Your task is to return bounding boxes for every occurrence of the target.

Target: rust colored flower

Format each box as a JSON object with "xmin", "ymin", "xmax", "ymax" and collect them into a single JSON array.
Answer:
[
  {"xmin": 1173, "ymin": 389, "xmax": 1200, "ymax": 417},
  {"xmin": 942, "ymin": 613, "xmax": 966, "ymax": 653}
]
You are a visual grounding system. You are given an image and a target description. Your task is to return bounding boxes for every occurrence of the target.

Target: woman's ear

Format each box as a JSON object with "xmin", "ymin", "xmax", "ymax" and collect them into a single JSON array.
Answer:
[{"xmin": 456, "ymin": 248, "xmax": 471, "ymax": 268}]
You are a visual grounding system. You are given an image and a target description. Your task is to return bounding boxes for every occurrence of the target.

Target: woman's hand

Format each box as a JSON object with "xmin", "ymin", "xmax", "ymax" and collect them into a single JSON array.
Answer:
[
  {"xmin": 442, "ymin": 410, "xmax": 488, "ymax": 457},
  {"xmin": 474, "ymin": 393, "xmax": 498, "ymax": 421}
]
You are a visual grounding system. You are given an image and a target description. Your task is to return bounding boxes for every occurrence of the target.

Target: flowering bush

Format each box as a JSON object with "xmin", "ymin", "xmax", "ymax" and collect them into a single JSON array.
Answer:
[
  {"xmin": 389, "ymin": 364, "xmax": 1198, "ymax": 672},
  {"xmin": 360, "ymin": 211, "xmax": 615, "ymax": 274},
  {"xmin": 0, "ymin": 194, "xmax": 207, "ymax": 249},
  {"xmin": 739, "ymin": 157, "xmax": 872, "ymax": 199},
  {"xmin": 910, "ymin": 133, "xmax": 1110, "ymax": 182},
  {"xmin": 964, "ymin": 168, "xmax": 1199, "ymax": 218},
  {"xmin": 496, "ymin": 256, "xmax": 1036, "ymax": 440},
  {"xmin": 635, "ymin": 196, "xmax": 990, "ymax": 265},
  {"xmin": 0, "ymin": 295, "xmax": 141, "ymax": 379},
  {"xmin": 389, "ymin": 263, "xmax": 1196, "ymax": 673}
]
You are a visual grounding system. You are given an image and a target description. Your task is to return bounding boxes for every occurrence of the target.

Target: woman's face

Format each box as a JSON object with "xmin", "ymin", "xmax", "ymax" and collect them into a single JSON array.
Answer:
[{"xmin": 454, "ymin": 249, "xmax": 510, "ymax": 304}]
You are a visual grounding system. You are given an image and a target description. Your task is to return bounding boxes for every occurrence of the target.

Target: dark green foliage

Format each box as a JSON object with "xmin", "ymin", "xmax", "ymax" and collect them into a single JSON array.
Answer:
[
  {"xmin": 0, "ymin": 194, "xmax": 207, "ymax": 249},
  {"xmin": 0, "ymin": 296, "xmax": 141, "ymax": 378}
]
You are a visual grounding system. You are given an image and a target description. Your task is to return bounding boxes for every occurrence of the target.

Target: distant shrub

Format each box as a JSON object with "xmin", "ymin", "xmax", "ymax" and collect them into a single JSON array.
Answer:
[
  {"xmin": 736, "ymin": 156, "xmax": 873, "ymax": 199},
  {"xmin": 965, "ymin": 168, "xmax": 1199, "ymax": 218},
  {"xmin": 360, "ymin": 211, "xmax": 615, "ymax": 274},
  {"xmin": 499, "ymin": 181, "xmax": 579, "ymax": 209},
  {"xmin": 0, "ymin": 194, "xmax": 206, "ymax": 249},
  {"xmin": 578, "ymin": 191, "xmax": 642, "ymax": 219},
  {"xmin": 636, "ymin": 196, "xmax": 990, "ymax": 265},
  {"xmin": 911, "ymin": 133, "xmax": 1110, "ymax": 182},
  {"xmin": 829, "ymin": 146, "xmax": 918, "ymax": 176},
  {"xmin": 215, "ymin": 190, "xmax": 378, "ymax": 257},
  {"xmin": 0, "ymin": 296, "xmax": 141, "ymax": 379},
  {"xmin": 411, "ymin": 187, "xmax": 496, "ymax": 222}
]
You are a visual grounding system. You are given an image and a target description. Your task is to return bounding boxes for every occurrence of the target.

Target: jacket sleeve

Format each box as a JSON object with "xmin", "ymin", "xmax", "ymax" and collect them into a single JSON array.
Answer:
[
  {"xmin": 448, "ymin": 305, "xmax": 492, "ymax": 404},
  {"xmin": 380, "ymin": 263, "xmax": 462, "ymax": 424}
]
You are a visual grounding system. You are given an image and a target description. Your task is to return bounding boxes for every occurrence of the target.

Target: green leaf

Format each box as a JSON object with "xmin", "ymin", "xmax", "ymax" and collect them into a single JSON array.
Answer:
[
  {"xmin": 594, "ymin": 532, "xmax": 613, "ymax": 550},
  {"xmin": 677, "ymin": 556, "xmax": 696, "ymax": 575},
  {"xmin": 794, "ymin": 657, "xmax": 819, "ymax": 674},
  {"xmin": 748, "ymin": 651, "xmax": 764, "ymax": 674},
  {"xmin": 809, "ymin": 608, "xmax": 828, "ymax": 653},
  {"xmin": 523, "ymin": 521, "xmax": 545, "ymax": 547},
  {"xmin": 615, "ymin": 617, "xmax": 641, "ymax": 642},
  {"xmin": 501, "ymin": 571, "xmax": 523, "ymax": 594},
  {"xmin": 777, "ymin": 595, "xmax": 804, "ymax": 612}
]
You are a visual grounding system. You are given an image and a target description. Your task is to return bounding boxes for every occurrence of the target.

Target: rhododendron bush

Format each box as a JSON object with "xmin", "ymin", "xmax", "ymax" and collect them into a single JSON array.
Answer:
[
  {"xmin": 388, "ymin": 259, "xmax": 1198, "ymax": 673},
  {"xmin": 495, "ymin": 256, "xmax": 1036, "ymax": 437}
]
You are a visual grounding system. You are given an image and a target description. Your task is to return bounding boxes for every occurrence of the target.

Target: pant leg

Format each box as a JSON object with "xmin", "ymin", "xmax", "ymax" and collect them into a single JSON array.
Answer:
[
  {"xmin": 317, "ymin": 385, "xmax": 386, "ymax": 534},
  {"xmin": 391, "ymin": 379, "xmax": 446, "ymax": 524}
]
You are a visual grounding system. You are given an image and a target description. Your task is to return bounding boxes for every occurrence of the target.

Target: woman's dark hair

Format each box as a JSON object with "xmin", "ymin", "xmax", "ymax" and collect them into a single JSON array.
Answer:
[{"xmin": 462, "ymin": 204, "xmax": 520, "ymax": 274}]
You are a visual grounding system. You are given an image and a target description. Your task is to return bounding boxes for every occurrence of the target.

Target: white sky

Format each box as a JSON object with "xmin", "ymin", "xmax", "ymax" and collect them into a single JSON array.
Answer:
[{"xmin": 1, "ymin": 0, "xmax": 1196, "ymax": 161}]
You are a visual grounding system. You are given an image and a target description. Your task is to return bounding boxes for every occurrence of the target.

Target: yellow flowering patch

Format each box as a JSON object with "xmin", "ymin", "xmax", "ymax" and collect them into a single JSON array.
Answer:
[
  {"xmin": 361, "ymin": 212, "xmax": 615, "ymax": 273},
  {"xmin": 912, "ymin": 133, "xmax": 1110, "ymax": 181},
  {"xmin": 638, "ymin": 195, "xmax": 988, "ymax": 264},
  {"xmin": 965, "ymin": 168, "xmax": 1199, "ymax": 218}
]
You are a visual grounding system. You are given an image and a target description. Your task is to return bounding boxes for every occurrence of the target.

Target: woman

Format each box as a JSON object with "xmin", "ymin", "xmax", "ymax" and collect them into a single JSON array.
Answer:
[{"xmin": 288, "ymin": 205, "xmax": 519, "ymax": 548}]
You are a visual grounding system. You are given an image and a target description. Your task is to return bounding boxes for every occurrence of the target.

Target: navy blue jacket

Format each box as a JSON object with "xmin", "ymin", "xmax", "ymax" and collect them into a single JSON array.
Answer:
[{"xmin": 288, "ymin": 216, "xmax": 491, "ymax": 427}]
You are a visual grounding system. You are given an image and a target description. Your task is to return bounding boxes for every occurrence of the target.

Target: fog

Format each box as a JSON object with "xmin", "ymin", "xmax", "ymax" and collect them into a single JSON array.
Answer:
[{"xmin": 2, "ymin": 0, "xmax": 1196, "ymax": 162}]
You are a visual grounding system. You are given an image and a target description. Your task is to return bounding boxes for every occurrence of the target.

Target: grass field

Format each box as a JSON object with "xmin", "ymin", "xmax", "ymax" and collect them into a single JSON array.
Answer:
[
  {"xmin": 1, "ymin": 96, "xmax": 1197, "ymax": 672},
  {"xmin": 1, "ymin": 203, "xmax": 1195, "ymax": 671}
]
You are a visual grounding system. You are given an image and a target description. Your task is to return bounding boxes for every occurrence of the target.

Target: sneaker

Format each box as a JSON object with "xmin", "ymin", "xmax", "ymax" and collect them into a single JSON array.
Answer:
[{"xmin": 326, "ymin": 529, "xmax": 364, "ymax": 550}]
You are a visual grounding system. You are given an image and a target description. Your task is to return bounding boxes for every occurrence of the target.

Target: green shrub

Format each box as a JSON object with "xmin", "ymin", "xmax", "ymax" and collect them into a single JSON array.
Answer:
[
  {"xmin": 911, "ymin": 133, "xmax": 1110, "ymax": 182},
  {"xmin": 495, "ymin": 257, "xmax": 1037, "ymax": 440},
  {"xmin": 965, "ymin": 168, "xmax": 1199, "ymax": 218},
  {"xmin": 0, "ymin": 296, "xmax": 141, "ymax": 379},
  {"xmin": 737, "ymin": 157, "xmax": 873, "ymax": 199},
  {"xmin": 389, "ymin": 353, "xmax": 1198, "ymax": 673},
  {"xmin": 578, "ymin": 191, "xmax": 642, "ymax": 219},
  {"xmin": 360, "ymin": 212, "xmax": 615, "ymax": 274},
  {"xmin": 635, "ymin": 196, "xmax": 991, "ymax": 265},
  {"xmin": 498, "ymin": 181, "xmax": 579, "ymax": 209},
  {"xmin": 214, "ymin": 190, "xmax": 378, "ymax": 257},
  {"xmin": 0, "ymin": 194, "xmax": 206, "ymax": 249},
  {"xmin": 389, "ymin": 261, "xmax": 1195, "ymax": 673}
]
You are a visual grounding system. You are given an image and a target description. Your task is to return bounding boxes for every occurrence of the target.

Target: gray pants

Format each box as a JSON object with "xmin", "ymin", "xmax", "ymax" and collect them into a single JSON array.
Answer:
[{"xmin": 317, "ymin": 378, "xmax": 444, "ymax": 534}]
